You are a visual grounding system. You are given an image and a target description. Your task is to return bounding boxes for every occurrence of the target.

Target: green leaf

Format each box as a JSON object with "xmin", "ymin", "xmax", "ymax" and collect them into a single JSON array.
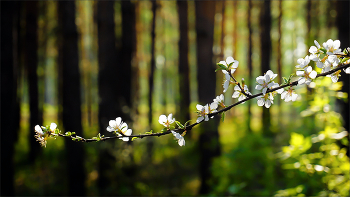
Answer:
[
  {"xmin": 175, "ymin": 121, "xmax": 184, "ymax": 129},
  {"xmin": 184, "ymin": 120, "xmax": 191, "ymax": 127},
  {"xmin": 320, "ymin": 48, "xmax": 327, "ymax": 54},
  {"xmin": 132, "ymin": 137, "xmax": 138, "ymax": 141},
  {"xmin": 283, "ymin": 77, "xmax": 288, "ymax": 84},
  {"xmin": 215, "ymin": 67, "xmax": 225, "ymax": 72},
  {"xmin": 221, "ymin": 112, "xmax": 225, "ymax": 122},
  {"xmin": 340, "ymin": 57, "xmax": 349, "ymax": 64},
  {"xmin": 217, "ymin": 63, "xmax": 227, "ymax": 68}
]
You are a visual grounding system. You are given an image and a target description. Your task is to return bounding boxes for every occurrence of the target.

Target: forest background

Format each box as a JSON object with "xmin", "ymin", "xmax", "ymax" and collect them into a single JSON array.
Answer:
[{"xmin": 1, "ymin": 0, "xmax": 349, "ymax": 196}]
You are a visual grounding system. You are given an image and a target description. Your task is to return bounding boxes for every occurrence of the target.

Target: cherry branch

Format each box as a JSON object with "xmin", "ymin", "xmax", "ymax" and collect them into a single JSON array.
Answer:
[{"xmin": 56, "ymin": 62, "xmax": 350, "ymax": 143}]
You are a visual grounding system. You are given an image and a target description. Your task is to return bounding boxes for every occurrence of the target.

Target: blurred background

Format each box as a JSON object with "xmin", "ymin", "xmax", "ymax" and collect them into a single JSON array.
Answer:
[{"xmin": 1, "ymin": 0, "xmax": 349, "ymax": 196}]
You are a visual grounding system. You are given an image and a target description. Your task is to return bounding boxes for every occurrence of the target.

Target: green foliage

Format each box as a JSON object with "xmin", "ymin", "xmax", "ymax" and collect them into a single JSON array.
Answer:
[
  {"xmin": 275, "ymin": 78, "xmax": 349, "ymax": 196},
  {"xmin": 92, "ymin": 133, "xmax": 104, "ymax": 142}
]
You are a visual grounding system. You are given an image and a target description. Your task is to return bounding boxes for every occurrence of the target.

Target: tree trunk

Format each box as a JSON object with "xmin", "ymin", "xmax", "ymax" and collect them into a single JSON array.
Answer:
[
  {"xmin": 0, "ymin": 1, "xmax": 20, "ymax": 195},
  {"xmin": 57, "ymin": 1, "xmax": 86, "ymax": 195},
  {"xmin": 96, "ymin": 1, "xmax": 119, "ymax": 194},
  {"xmin": 177, "ymin": 0, "xmax": 190, "ymax": 123},
  {"xmin": 247, "ymin": 0, "xmax": 253, "ymax": 132},
  {"xmin": 195, "ymin": 1, "xmax": 221, "ymax": 194},
  {"xmin": 25, "ymin": 1, "xmax": 42, "ymax": 163},
  {"xmin": 259, "ymin": 0, "xmax": 272, "ymax": 137},
  {"xmin": 336, "ymin": 0, "xmax": 350, "ymax": 156},
  {"xmin": 148, "ymin": 0, "xmax": 157, "ymax": 127},
  {"xmin": 120, "ymin": 0, "xmax": 135, "ymax": 113}
]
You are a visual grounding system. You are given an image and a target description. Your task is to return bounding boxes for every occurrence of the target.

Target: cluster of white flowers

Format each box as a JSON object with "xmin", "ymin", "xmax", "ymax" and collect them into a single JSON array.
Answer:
[
  {"xmin": 254, "ymin": 70, "xmax": 285, "ymax": 108},
  {"xmin": 107, "ymin": 117, "xmax": 132, "ymax": 141},
  {"xmin": 158, "ymin": 114, "xmax": 185, "ymax": 146},
  {"xmin": 34, "ymin": 123, "xmax": 57, "ymax": 147},
  {"xmin": 300, "ymin": 39, "xmax": 350, "ymax": 83}
]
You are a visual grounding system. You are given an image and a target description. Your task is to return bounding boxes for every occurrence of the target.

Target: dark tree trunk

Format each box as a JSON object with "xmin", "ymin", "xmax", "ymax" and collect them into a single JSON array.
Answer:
[
  {"xmin": 232, "ymin": 1, "xmax": 238, "ymax": 59},
  {"xmin": 259, "ymin": 0, "xmax": 272, "ymax": 137},
  {"xmin": 195, "ymin": 1, "xmax": 221, "ymax": 194},
  {"xmin": 96, "ymin": 1, "xmax": 119, "ymax": 195},
  {"xmin": 120, "ymin": 0, "xmax": 135, "ymax": 113},
  {"xmin": 148, "ymin": 1, "xmax": 157, "ymax": 127},
  {"xmin": 336, "ymin": 0, "xmax": 350, "ymax": 156},
  {"xmin": 277, "ymin": 0, "xmax": 282, "ymax": 85},
  {"xmin": 177, "ymin": 0, "xmax": 190, "ymax": 123},
  {"xmin": 0, "ymin": 1, "xmax": 20, "ymax": 195},
  {"xmin": 247, "ymin": 0, "xmax": 253, "ymax": 132},
  {"xmin": 25, "ymin": 1, "xmax": 42, "ymax": 163},
  {"xmin": 220, "ymin": 1, "xmax": 225, "ymax": 60},
  {"xmin": 57, "ymin": 1, "xmax": 86, "ymax": 195}
]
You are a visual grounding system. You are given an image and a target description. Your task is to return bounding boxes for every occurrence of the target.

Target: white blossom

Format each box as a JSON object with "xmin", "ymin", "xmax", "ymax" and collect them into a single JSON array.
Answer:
[
  {"xmin": 223, "ymin": 73, "xmax": 231, "ymax": 93},
  {"xmin": 106, "ymin": 117, "xmax": 132, "ymax": 141},
  {"xmin": 327, "ymin": 55, "xmax": 340, "ymax": 68},
  {"xmin": 171, "ymin": 131, "xmax": 185, "ymax": 146},
  {"xmin": 281, "ymin": 87, "xmax": 298, "ymax": 102},
  {"xmin": 257, "ymin": 93, "xmax": 274, "ymax": 108},
  {"xmin": 344, "ymin": 67, "xmax": 350, "ymax": 74},
  {"xmin": 255, "ymin": 70, "xmax": 278, "ymax": 95},
  {"xmin": 196, "ymin": 102, "xmax": 218, "ymax": 123},
  {"xmin": 158, "ymin": 114, "xmax": 175, "ymax": 128},
  {"xmin": 295, "ymin": 55, "xmax": 310, "ymax": 69},
  {"xmin": 35, "ymin": 125, "xmax": 44, "ymax": 136},
  {"xmin": 34, "ymin": 125, "xmax": 47, "ymax": 147},
  {"xmin": 213, "ymin": 94, "xmax": 225, "ymax": 107},
  {"xmin": 322, "ymin": 39, "xmax": 341, "ymax": 55},
  {"xmin": 220, "ymin": 56, "xmax": 239, "ymax": 75},
  {"xmin": 309, "ymin": 40, "xmax": 322, "ymax": 61},
  {"xmin": 50, "ymin": 123, "xmax": 57, "ymax": 132},
  {"xmin": 232, "ymin": 85, "xmax": 251, "ymax": 103},
  {"xmin": 297, "ymin": 66, "xmax": 317, "ymax": 85},
  {"xmin": 328, "ymin": 70, "xmax": 342, "ymax": 83},
  {"xmin": 196, "ymin": 104, "xmax": 208, "ymax": 123}
]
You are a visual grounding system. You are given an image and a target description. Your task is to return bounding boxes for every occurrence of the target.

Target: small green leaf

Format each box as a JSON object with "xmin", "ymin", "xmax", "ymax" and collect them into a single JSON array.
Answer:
[
  {"xmin": 221, "ymin": 112, "xmax": 225, "ymax": 122},
  {"xmin": 132, "ymin": 137, "xmax": 138, "ymax": 141},
  {"xmin": 215, "ymin": 67, "xmax": 225, "ymax": 72},
  {"xmin": 282, "ymin": 77, "xmax": 288, "ymax": 84},
  {"xmin": 161, "ymin": 128, "xmax": 168, "ymax": 133},
  {"xmin": 184, "ymin": 120, "xmax": 191, "ymax": 127},
  {"xmin": 175, "ymin": 121, "xmax": 184, "ymax": 129},
  {"xmin": 340, "ymin": 57, "xmax": 349, "ymax": 64},
  {"xmin": 320, "ymin": 48, "xmax": 327, "ymax": 54}
]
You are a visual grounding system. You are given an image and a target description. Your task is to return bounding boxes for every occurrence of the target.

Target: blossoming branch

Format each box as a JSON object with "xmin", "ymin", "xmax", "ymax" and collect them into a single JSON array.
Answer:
[{"xmin": 34, "ymin": 39, "xmax": 350, "ymax": 147}]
